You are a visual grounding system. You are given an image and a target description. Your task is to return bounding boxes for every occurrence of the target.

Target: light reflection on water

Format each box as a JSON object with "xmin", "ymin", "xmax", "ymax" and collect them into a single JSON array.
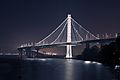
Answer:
[
  {"xmin": 64, "ymin": 59, "xmax": 75, "ymax": 80},
  {"xmin": 21, "ymin": 58, "xmax": 113, "ymax": 80}
]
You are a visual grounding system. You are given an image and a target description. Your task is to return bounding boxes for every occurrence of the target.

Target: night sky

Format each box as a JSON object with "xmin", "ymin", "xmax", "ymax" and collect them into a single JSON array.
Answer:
[{"xmin": 0, "ymin": 0, "xmax": 120, "ymax": 52}]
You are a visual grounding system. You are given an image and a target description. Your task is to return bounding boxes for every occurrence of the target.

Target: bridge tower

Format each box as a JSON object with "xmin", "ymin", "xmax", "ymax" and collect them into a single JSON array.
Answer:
[{"xmin": 66, "ymin": 14, "xmax": 72, "ymax": 58}]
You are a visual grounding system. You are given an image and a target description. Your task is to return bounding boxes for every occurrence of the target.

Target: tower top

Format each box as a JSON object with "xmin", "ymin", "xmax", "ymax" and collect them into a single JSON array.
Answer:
[{"xmin": 67, "ymin": 14, "xmax": 71, "ymax": 18}]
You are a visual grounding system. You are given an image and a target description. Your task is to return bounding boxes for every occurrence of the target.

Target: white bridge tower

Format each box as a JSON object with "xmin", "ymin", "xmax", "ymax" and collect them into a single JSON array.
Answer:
[{"xmin": 66, "ymin": 14, "xmax": 72, "ymax": 58}]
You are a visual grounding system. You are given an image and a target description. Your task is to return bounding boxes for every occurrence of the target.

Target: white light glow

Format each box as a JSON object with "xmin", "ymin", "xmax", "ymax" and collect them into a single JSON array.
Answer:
[
  {"xmin": 85, "ymin": 61, "xmax": 91, "ymax": 64},
  {"xmin": 92, "ymin": 61, "xmax": 97, "ymax": 64},
  {"xmin": 40, "ymin": 59, "xmax": 46, "ymax": 61},
  {"xmin": 97, "ymin": 62, "xmax": 102, "ymax": 65},
  {"xmin": 115, "ymin": 65, "xmax": 120, "ymax": 69}
]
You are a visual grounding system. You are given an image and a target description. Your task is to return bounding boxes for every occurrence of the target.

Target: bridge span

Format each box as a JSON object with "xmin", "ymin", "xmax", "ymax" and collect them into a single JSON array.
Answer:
[{"xmin": 18, "ymin": 14, "xmax": 117, "ymax": 58}]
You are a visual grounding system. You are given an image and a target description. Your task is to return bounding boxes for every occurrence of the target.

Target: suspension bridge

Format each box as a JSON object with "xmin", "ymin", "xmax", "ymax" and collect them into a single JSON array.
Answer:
[{"xmin": 18, "ymin": 14, "xmax": 116, "ymax": 58}]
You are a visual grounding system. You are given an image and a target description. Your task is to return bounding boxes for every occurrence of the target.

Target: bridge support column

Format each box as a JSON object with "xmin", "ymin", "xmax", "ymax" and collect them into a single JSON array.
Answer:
[
  {"xmin": 35, "ymin": 48, "xmax": 40, "ymax": 57},
  {"xmin": 18, "ymin": 48, "xmax": 23, "ymax": 59},
  {"xmin": 36, "ymin": 48, "xmax": 39, "ymax": 53},
  {"xmin": 66, "ymin": 45, "xmax": 72, "ymax": 58},
  {"xmin": 86, "ymin": 43, "xmax": 90, "ymax": 49},
  {"xmin": 25, "ymin": 47, "xmax": 33, "ymax": 58},
  {"xmin": 66, "ymin": 14, "xmax": 72, "ymax": 58},
  {"xmin": 100, "ymin": 43, "xmax": 105, "ymax": 49}
]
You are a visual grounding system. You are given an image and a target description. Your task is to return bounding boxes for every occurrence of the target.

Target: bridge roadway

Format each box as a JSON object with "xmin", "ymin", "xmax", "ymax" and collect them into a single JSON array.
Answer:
[{"xmin": 18, "ymin": 38, "xmax": 116, "ymax": 50}]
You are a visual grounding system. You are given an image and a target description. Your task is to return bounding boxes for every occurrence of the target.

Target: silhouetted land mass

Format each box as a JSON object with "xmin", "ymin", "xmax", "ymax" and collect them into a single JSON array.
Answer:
[
  {"xmin": 76, "ymin": 45, "xmax": 99, "ymax": 61},
  {"xmin": 99, "ymin": 35, "xmax": 120, "ymax": 66},
  {"xmin": 76, "ymin": 34, "xmax": 120, "ymax": 67}
]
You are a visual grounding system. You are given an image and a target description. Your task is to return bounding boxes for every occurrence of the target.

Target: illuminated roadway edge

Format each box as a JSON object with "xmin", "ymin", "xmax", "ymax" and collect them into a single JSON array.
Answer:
[{"xmin": 18, "ymin": 38, "xmax": 116, "ymax": 49}]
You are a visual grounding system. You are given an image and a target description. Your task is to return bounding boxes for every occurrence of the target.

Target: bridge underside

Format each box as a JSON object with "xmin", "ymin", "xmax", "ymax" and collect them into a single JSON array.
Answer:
[{"xmin": 38, "ymin": 45, "xmax": 86, "ymax": 56}]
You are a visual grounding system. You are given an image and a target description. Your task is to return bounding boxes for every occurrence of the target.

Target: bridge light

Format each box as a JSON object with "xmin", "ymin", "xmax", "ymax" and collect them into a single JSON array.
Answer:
[
  {"xmin": 97, "ymin": 34, "xmax": 100, "ymax": 39},
  {"xmin": 20, "ymin": 45, "xmax": 24, "ymax": 47},
  {"xmin": 115, "ymin": 33, "xmax": 118, "ymax": 38}
]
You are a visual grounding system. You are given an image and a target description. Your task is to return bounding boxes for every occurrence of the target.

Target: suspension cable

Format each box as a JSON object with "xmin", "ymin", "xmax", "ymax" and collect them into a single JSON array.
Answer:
[
  {"xmin": 72, "ymin": 18, "xmax": 98, "ymax": 39},
  {"xmin": 72, "ymin": 22, "xmax": 84, "ymax": 41},
  {"xmin": 51, "ymin": 23, "xmax": 67, "ymax": 44},
  {"xmin": 37, "ymin": 18, "xmax": 67, "ymax": 45}
]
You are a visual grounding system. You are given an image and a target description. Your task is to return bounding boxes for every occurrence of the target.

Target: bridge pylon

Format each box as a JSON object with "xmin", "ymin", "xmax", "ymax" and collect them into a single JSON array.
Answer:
[{"xmin": 65, "ymin": 14, "xmax": 72, "ymax": 58}]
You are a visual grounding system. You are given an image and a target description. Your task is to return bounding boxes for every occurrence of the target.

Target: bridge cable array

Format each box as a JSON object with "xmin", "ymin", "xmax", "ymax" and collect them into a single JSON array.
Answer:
[{"xmin": 36, "ymin": 16, "xmax": 98, "ymax": 46}]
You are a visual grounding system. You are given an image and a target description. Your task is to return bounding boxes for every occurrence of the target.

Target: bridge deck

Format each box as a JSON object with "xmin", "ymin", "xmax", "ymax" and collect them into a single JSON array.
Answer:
[{"xmin": 18, "ymin": 38, "xmax": 116, "ymax": 49}]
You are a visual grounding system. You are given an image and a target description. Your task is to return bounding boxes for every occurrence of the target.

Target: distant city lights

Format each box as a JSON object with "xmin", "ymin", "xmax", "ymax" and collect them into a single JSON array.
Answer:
[{"xmin": 45, "ymin": 52, "xmax": 57, "ymax": 55}]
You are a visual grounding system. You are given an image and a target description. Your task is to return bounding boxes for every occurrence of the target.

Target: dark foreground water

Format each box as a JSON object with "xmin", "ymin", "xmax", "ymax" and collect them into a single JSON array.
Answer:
[{"xmin": 0, "ymin": 58, "xmax": 114, "ymax": 80}]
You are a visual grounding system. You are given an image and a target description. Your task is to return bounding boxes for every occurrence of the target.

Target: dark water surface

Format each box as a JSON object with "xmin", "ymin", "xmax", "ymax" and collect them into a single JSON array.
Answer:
[
  {"xmin": 21, "ymin": 58, "xmax": 112, "ymax": 80},
  {"xmin": 0, "ymin": 58, "xmax": 113, "ymax": 80}
]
